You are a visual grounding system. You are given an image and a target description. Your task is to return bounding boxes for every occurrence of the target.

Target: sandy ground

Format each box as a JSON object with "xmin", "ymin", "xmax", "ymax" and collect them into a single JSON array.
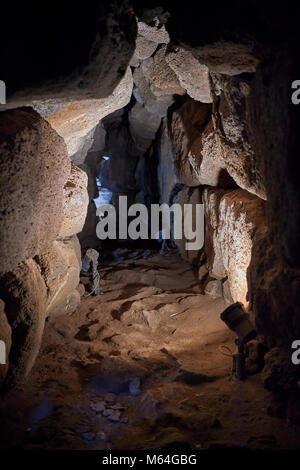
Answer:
[{"xmin": 0, "ymin": 252, "xmax": 300, "ymax": 450}]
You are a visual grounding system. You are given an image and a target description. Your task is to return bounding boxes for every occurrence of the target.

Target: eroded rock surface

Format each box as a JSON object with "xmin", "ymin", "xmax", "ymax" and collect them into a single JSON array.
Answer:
[
  {"xmin": 137, "ymin": 17, "xmax": 169, "ymax": 45},
  {"xmin": 35, "ymin": 236, "xmax": 82, "ymax": 317},
  {"xmin": 59, "ymin": 164, "xmax": 89, "ymax": 239},
  {"xmin": 166, "ymin": 47, "xmax": 212, "ymax": 103},
  {"xmin": 0, "ymin": 259, "xmax": 47, "ymax": 389},
  {"xmin": 0, "ymin": 108, "xmax": 70, "ymax": 274},
  {"xmin": 132, "ymin": 35, "xmax": 158, "ymax": 61},
  {"xmin": 47, "ymin": 68, "xmax": 133, "ymax": 159},
  {"xmin": 204, "ymin": 188, "xmax": 267, "ymax": 306},
  {"xmin": 211, "ymin": 74, "xmax": 266, "ymax": 199}
]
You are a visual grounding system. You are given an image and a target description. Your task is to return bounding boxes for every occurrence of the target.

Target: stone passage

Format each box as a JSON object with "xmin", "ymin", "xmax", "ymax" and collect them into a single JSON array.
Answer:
[{"xmin": 0, "ymin": 1, "xmax": 299, "ymax": 451}]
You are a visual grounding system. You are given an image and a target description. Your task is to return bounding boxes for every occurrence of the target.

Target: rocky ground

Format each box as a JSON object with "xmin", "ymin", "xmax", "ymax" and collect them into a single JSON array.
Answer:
[{"xmin": 0, "ymin": 252, "xmax": 300, "ymax": 451}]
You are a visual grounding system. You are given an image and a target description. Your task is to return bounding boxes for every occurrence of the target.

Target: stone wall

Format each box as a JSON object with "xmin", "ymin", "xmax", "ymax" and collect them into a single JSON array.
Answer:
[
  {"xmin": 0, "ymin": 108, "xmax": 88, "ymax": 388},
  {"xmin": 0, "ymin": 1, "xmax": 299, "ymax": 394}
]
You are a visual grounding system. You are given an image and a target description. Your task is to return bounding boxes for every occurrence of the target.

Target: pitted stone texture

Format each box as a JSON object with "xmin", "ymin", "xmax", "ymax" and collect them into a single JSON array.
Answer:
[
  {"xmin": 36, "ymin": 236, "xmax": 81, "ymax": 317},
  {"xmin": 0, "ymin": 107, "xmax": 70, "ymax": 275},
  {"xmin": 188, "ymin": 121, "xmax": 226, "ymax": 187},
  {"xmin": 137, "ymin": 20, "xmax": 169, "ymax": 45},
  {"xmin": 0, "ymin": 259, "xmax": 47, "ymax": 389},
  {"xmin": 59, "ymin": 164, "xmax": 89, "ymax": 238},
  {"xmin": 142, "ymin": 46, "xmax": 185, "ymax": 97},
  {"xmin": 204, "ymin": 188, "xmax": 267, "ymax": 307},
  {"xmin": 47, "ymin": 68, "xmax": 133, "ymax": 158},
  {"xmin": 133, "ymin": 35, "xmax": 157, "ymax": 60},
  {"xmin": 166, "ymin": 47, "xmax": 212, "ymax": 103}
]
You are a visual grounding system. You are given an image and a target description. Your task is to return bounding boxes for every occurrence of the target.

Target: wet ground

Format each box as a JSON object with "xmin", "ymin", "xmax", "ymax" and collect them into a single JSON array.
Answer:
[{"xmin": 1, "ymin": 252, "xmax": 300, "ymax": 450}]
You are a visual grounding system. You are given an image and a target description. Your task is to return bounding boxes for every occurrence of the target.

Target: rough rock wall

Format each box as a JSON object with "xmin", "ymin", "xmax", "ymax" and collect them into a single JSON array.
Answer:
[
  {"xmin": 247, "ymin": 54, "xmax": 300, "ymax": 347},
  {"xmin": 149, "ymin": 13, "xmax": 297, "ymax": 348},
  {"xmin": 35, "ymin": 162, "xmax": 88, "ymax": 318},
  {"xmin": 46, "ymin": 67, "xmax": 133, "ymax": 159},
  {"xmin": 0, "ymin": 1, "xmax": 299, "ymax": 393},
  {"xmin": 0, "ymin": 109, "xmax": 88, "ymax": 388},
  {"xmin": 0, "ymin": 3, "xmax": 138, "ymax": 389},
  {"xmin": 0, "ymin": 108, "xmax": 70, "ymax": 274},
  {"xmin": 204, "ymin": 188, "xmax": 267, "ymax": 307},
  {"xmin": 35, "ymin": 236, "xmax": 82, "ymax": 317},
  {"xmin": 0, "ymin": 259, "xmax": 47, "ymax": 389}
]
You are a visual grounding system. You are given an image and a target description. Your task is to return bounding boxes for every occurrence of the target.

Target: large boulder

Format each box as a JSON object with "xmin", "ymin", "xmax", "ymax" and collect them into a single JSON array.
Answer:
[
  {"xmin": 190, "ymin": 121, "xmax": 226, "ymax": 187},
  {"xmin": 59, "ymin": 164, "xmax": 89, "ymax": 238},
  {"xmin": 137, "ymin": 15, "xmax": 170, "ymax": 45},
  {"xmin": 0, "ymin": 300, "xmax": 11, "ymax": 387},
  {"xmin": 204, "ymin": 188, "xmax": 267, "ymax": 307},
  {"xmin": 142, "ymin": 45, "xmax": 185, "ymax": 97},
  {"xmin": 35, "ymin": 236, "xmax": 82, "ymax": 317},
  {"xmin": 166, "ymin": 47, "xmax": 212, "ymax": 103},
  {"xmin": 0, "ymin": 259, "xmax": 47, "ymax": 389},
  {"xmin": 132, "ymin": 35, "xmax": 158, "ymax": 61},
  {"xmin": 0, "ymin": 107, "xmax": 70, "ymax": 275},
  {"xmin": 47, "ymin": 68, "xmax": 133, "ymax": 158}
]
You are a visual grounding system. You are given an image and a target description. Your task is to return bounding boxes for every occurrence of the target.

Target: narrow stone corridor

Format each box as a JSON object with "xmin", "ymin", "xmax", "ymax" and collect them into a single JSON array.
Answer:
[{"xmin": 1, "ymin": 1, "xmax": 300, "ymax": 456}]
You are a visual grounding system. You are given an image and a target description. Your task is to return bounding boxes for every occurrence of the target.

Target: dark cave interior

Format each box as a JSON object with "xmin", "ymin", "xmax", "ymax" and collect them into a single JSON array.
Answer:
[{"xmin": 0, "ymin": 0, "xmax": 299, "ymax": 451}]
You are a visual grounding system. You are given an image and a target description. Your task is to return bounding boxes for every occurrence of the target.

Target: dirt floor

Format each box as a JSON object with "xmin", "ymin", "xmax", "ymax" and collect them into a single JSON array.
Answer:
[{"xmin": 1, "ymin": 252, "xmax": 300, "ymax": 450}]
